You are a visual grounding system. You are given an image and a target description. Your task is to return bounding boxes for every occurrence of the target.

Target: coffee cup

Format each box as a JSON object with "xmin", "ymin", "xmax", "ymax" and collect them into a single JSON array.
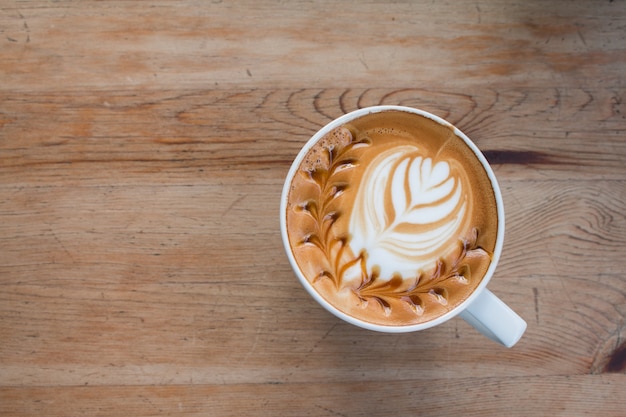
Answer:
[{"xmin": 280, "ymin": 106, "xmax": 526, "ymax": 347}]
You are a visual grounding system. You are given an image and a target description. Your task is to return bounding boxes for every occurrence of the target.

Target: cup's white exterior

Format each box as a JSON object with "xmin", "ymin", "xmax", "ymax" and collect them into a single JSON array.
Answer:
[{"xmin": 280, "ymin": 105, "xmax": 526, "ymax": 347}]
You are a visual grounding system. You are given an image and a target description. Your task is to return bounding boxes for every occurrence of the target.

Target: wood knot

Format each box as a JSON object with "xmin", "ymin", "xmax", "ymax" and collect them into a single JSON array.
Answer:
[{"xmin": 604, "ymin": 340, "xmax": 626, "ymax": 373}]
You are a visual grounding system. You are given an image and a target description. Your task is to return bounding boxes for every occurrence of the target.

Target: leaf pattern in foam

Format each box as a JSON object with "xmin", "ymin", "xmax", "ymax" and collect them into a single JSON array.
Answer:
[{"xmin": 349, "ymin": 146, "xmax": 468, "ymax": 279}]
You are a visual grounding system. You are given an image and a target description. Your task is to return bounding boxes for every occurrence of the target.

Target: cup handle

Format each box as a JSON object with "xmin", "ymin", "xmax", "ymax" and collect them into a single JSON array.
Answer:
[{"xmin": 458, "ymin": 289, "xmax": 527, "ymax": 348}]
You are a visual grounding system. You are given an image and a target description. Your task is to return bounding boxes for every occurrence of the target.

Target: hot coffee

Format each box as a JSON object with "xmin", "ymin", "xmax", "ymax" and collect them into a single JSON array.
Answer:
[{"xmin": 284, "ymin": 109, "xmax": 499, "ymax": 326}]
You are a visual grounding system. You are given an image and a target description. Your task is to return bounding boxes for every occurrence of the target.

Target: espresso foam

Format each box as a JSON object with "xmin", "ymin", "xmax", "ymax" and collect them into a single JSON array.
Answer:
[{"xmin": 286, "ymin": 110, "xmax": 498, "ymax": 326}]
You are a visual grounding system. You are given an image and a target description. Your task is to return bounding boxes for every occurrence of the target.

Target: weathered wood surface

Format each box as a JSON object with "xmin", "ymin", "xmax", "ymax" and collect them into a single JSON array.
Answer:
[{"xmin": 1, "ymin": 1, "xmax": 625, "ymax": 416}]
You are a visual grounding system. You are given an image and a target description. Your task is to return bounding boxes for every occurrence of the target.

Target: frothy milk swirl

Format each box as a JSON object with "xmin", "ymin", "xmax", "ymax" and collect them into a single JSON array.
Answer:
[{"xmin": 348, "ymin": 146, "xmax": 467, "ymax": 279}]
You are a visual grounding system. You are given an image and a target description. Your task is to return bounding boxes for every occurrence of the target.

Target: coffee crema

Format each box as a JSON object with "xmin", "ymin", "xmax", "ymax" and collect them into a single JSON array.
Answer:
[{"xmin": 285, "ymin": 110, "xmax": 498, "ymax": 326}]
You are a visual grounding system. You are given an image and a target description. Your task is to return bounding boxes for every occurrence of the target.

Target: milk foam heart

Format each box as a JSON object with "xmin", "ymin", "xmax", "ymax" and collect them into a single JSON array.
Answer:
[{"xmin": 349, "ymin": 147, "xmax": 467, "ymax": 280}]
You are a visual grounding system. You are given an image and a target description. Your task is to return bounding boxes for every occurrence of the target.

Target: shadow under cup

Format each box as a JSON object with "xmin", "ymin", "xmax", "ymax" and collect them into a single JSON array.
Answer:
[{"xmin": 281, "ymin": 106, "xmax": 526, "ymax": 347}]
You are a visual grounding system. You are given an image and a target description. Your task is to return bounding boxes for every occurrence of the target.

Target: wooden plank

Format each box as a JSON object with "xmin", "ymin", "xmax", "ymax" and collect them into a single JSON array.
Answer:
[
  {"xmin": 0, "ymin": 179, "xmax": 623, "ymax": 385},
  {"xmin": 0, "ymin": 1, "xmax": 624, "ymax": 91},
  {"xmin": 1, "ymin": 375, "xmax": 625, "ymax": 417},
  {"xmin": 1, "ymin": 88, "xmax": 624, "ymax": 185}
]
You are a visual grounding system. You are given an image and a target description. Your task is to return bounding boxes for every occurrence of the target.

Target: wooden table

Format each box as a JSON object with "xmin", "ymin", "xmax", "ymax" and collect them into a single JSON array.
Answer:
[{"xmin": 1, "ymin": 1, "xmax": 625, "ymax": 415}]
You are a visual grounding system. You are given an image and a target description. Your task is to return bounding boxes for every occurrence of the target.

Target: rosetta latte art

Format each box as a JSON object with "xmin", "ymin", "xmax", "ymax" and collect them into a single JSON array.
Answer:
[{"xmin": 348, "ymin": 146, "xmax": 468, "ymax": 280}]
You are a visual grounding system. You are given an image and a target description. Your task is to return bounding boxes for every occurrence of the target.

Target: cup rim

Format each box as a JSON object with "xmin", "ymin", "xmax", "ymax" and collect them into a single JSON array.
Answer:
[{"xmin": 280, "ymin": 105, "xmax": 505, "ymax": 333}]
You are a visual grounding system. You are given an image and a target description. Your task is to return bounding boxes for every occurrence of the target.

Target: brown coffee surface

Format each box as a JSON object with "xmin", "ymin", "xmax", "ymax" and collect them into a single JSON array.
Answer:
[{"xmin": 285, "ymin": 110, "xmax": 498, "ymax": 326}]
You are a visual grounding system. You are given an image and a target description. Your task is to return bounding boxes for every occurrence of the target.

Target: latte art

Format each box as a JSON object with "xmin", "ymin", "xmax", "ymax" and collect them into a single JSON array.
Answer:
[
  {"xmin": 285, "ymin": 110, "xmax": 499, "ymax": 326},
  {"xmin": 349, "ymin": 147, "xmax": 468, "ymax": 280}
]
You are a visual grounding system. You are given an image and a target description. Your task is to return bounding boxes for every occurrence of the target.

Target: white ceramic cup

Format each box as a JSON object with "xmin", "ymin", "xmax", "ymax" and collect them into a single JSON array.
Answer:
[{"xmin": 280, "ymin": 105, "xmax": 526, "ymax": 348}]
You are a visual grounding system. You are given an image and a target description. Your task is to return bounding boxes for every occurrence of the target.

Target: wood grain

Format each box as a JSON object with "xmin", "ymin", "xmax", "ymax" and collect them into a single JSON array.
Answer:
[
  {"xmin": 1, "ymin": 375, "xmax": 625, "ymax": 417},
  {"xmin": 1, "ymin": 1, "xmax": 625, "ymax": 416},
  {"xmin": 1, "ymin": 1, "xmax": 624, "ymax": 91},
  {"xmin": 1, "ymin": 87, "xmax": 624, "ymax": 184}
]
